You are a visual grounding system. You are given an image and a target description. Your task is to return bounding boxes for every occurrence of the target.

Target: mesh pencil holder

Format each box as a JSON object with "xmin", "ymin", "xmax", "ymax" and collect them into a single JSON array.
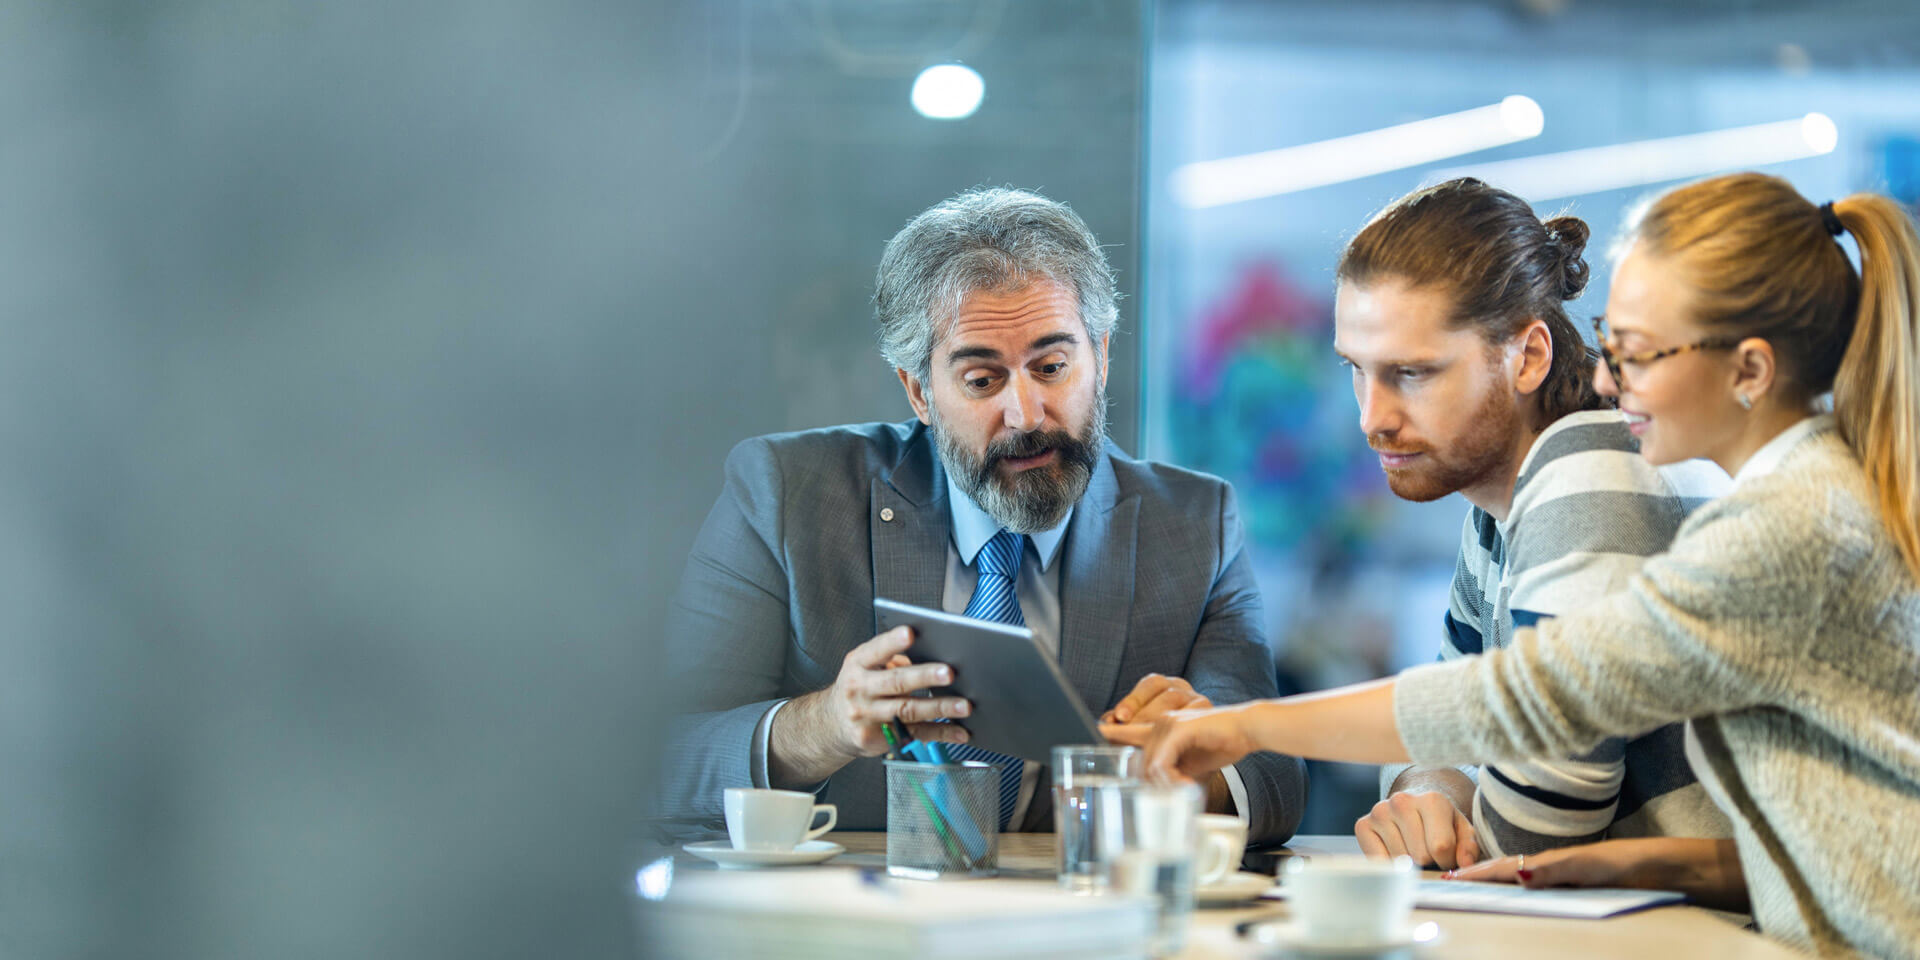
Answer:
[{"xmin": 884, "ymin": 760, "xmax": 1001, "ymax": 879}]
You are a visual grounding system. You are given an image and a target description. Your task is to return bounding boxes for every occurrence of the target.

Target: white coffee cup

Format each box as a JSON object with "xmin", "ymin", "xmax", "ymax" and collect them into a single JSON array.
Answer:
[
  {"xmin": 1282, "ymin": 854, "xmax": 1416, "ymax": 946},
  {"xmin": 1193, "ymin": 813, "xmax": 1248, "ymax": 886},
  {"xmin": 723, "ymin": 788, "xmax": 837, "ymax": 852}
]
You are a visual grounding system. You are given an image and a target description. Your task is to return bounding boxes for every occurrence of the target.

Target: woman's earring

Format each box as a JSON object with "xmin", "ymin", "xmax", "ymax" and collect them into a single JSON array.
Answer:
[{"xmin": 1736, "ymin": 392, "xmax": 1753, "ymax": 410}]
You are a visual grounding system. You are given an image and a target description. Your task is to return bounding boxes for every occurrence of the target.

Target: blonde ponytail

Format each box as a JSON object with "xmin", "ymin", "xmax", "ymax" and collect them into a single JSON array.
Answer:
[{"xmin": 1829, "ymin": 195, "xmax": 1920, "ymax": 579}]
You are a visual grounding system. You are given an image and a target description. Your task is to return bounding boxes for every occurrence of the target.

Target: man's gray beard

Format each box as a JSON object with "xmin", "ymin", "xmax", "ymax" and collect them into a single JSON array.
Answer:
[{"xmin": 929, "ymin": 391, "xmax": 1107, "ymax": 535}]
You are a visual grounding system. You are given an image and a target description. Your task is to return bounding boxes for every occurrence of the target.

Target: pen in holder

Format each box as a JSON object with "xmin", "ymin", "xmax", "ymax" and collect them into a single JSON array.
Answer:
[{"xmin": 884, "ymin": 759, "xmax": 1000, "ymax": 879}]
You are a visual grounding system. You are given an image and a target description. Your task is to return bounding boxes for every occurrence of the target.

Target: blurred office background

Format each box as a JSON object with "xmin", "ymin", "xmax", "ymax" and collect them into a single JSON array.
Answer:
[{"xmin": 7, "ymin": 1, "xmax": 1917, "ymax": 957}]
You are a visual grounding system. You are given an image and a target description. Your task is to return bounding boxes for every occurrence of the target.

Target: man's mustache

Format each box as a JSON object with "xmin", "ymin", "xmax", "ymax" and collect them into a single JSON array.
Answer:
[
  {"xmin": 971, "ymin": 428, "xmax": 1098, "ymax": 488},
  {"xmin": 1367, "ymin": 434, "xmax": 1431, "ymax": 457},
  {"xmin": 987, "ymin": 429, "xmax": 1070, "ymax": 464}
]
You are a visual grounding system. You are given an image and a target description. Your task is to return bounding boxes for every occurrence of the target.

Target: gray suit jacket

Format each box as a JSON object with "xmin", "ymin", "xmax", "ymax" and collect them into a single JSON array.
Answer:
[{"xmin": 658, "ymin": 420, "xmax": 1307, "ymax": 843}]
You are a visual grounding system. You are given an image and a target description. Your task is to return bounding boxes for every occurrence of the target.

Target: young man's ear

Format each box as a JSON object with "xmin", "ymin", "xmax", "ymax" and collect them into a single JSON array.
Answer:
[
  {"xmin": 898, "ymin": 368, "xmax": 934, "ymax": 425},
  {"xmin": 1512, "ymin": 319, "xmax": 1553, "ymax": 396}
]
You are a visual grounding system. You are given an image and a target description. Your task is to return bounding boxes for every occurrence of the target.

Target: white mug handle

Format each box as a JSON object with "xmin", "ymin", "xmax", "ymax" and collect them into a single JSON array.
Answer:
[
  {"xmin": 1196, "ymin": 831, "xmax": 1237, "ymax": 885},
  {"xmin": 804, "ymin": 803, "xmax": 838, "ymax": 842}
]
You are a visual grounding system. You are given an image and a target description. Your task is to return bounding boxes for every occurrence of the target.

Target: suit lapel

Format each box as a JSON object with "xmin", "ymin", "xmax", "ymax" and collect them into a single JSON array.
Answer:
[
  {"xmin": 870, "ymin": 423, "xmax": 950, "ymax": 626},
  {"xmin": 1057, "ymin": 448, "xmax": 1136, "ymax": 713}
]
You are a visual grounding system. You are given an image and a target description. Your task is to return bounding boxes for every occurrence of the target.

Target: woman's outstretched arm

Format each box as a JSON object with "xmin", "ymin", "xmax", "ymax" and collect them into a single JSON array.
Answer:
[{"xmin": 1102, "ymin": 676, "xmax": 1407, "ymax": 780}]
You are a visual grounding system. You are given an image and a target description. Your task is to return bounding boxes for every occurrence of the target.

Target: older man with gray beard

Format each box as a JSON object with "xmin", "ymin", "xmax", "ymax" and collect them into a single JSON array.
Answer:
[{"xmin": 656, "ymin": 188, "xmax": 1306, "ymax": 842}]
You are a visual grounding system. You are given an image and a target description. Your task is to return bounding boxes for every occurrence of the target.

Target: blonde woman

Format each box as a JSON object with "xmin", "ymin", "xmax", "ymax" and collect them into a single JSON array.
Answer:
[{"xmin": 1108, "ymin": 173, "xmax": 1920, "ymax": 958}]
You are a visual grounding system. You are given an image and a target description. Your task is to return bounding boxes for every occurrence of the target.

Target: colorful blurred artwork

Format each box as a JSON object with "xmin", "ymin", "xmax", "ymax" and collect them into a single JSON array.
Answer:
[{"xmin": 1168, "ymin": 262, "xmax": 1388, "ymax": 567}]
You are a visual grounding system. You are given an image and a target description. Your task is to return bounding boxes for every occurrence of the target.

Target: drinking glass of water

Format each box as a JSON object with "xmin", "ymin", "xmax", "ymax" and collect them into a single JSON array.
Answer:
[
  {"xmin": 1109, "ymin": 781, "xmax": 1203, "ymax": 958},
  {"xmin": 1050, "ymin": 745, "xmax": 1139, "ymax": 893}
]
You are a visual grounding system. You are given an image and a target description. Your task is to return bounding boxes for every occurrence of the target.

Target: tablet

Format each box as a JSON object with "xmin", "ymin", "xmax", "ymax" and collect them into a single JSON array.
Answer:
[{"xmin": 874, "ymin": 597, "xmax": 1104, "ymax": 763}]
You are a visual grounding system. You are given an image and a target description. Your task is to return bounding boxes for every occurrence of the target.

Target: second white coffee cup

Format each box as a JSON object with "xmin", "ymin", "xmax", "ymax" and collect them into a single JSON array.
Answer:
[
  {"xmin": 1282, "ymin": 854, "xmax": 1417, "ymax": 946},
  {"xmin": 1193, "ymin": 813, "xmax": 1249, "ymax": 886},
  {"xmin": 723, "ymin": 788, "xmax": 837, "ymax": 852}
]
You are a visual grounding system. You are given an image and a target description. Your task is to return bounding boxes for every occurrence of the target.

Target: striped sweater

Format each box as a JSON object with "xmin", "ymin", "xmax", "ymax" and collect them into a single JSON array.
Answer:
[{"xmin": 1385, "ymin": 410, "xmax": 1734, "ymax": 855}]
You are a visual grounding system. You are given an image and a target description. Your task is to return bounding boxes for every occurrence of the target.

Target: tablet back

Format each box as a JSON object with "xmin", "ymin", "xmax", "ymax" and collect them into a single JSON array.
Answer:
[{"xmin": 875, "ymin": 597, "xmax": 1104, "ymax": 763}]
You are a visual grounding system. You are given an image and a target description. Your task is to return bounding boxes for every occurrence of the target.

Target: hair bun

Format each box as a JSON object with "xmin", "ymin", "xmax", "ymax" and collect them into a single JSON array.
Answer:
[{"xmin": 1543, "ymin": 215, "xmax": 1592, "ymax": 300}]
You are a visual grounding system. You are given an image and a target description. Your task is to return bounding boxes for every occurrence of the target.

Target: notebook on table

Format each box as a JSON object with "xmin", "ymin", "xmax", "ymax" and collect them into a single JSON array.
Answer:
[{"xmin": 1262, "ymin": 878, "xmax": 1684, "ymax": 919}]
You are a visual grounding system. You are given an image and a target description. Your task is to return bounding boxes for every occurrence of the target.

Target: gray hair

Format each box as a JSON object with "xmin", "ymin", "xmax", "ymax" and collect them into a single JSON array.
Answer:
[{"xmin": 874, "ymin": 187, "xmax": 1119, "ymax": 380}]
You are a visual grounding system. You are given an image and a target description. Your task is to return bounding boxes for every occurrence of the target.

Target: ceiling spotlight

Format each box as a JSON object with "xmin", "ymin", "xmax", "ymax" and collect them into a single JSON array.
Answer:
[{"xmin": 911, "ymin": 64, "xmax": 984, "ymax": 121}]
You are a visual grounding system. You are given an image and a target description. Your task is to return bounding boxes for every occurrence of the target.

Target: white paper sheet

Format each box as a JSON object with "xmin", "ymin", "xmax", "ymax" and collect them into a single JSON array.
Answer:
[{"xmin": 1263, "ymin": 879, "xmax": 1684, "ymax": 919}]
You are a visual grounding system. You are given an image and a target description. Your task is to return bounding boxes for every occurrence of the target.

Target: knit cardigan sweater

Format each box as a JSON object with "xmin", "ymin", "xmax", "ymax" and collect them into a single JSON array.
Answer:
[{"xmin": 1395, "ymin": 416, "xmax": 1920, "ymax": 958}]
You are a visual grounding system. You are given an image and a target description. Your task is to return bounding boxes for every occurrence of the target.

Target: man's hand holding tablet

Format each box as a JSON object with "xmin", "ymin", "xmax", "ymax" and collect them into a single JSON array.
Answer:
[
  {"xmin": 875, "ymin": 598, "xmax": 1103, "ymax": 763},
  {"xmin": 767, "ymin": 626, "xmax": 972, "ymax": 788}
]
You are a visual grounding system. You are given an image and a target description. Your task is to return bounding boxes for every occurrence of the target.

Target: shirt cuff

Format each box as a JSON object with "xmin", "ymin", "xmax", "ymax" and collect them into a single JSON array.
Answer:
[
  {"xmin": 750, "ymin": 700, "xmax": 788, "ymax": 789},
  {"xmin": 1222, "ymin": 763, "xmax": 1251, "ymax": 823},
  {"xmin": 751, "ymin": 698, "xmax": 832, "ymax": 795}
]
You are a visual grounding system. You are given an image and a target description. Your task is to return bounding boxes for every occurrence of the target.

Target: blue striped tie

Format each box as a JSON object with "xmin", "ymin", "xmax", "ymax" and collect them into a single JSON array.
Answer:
[{"xmin": 944, "ymin": 529, "xmax": 1028, "ymax": 830}]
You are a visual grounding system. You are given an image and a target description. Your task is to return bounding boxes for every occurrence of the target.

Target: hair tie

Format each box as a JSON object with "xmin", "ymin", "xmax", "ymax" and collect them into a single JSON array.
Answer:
[{"xmin": 1819, "ymin": 201, "xmax": 1845, "ymax": 237}]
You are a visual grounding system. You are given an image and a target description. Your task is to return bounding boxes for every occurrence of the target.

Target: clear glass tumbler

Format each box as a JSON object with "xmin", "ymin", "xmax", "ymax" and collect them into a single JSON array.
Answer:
[
  {"xmin": 1109, "ymin": 781, "xmax": 1203, "ymax": 958},
  {"xmin": 1051, "ymin": 744, "xmax": 1140, "ymax": 893}
]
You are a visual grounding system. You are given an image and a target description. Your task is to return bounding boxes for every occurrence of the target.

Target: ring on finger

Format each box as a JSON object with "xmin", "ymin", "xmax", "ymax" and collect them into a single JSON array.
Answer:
[{"xmin": 1518, "ymin": 853, "xmax": 1527, "ymax": 874}]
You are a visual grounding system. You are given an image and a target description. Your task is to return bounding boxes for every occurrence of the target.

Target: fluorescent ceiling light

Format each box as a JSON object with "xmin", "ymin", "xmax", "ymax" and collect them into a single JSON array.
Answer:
[
  {"xmin": 1170, "ymin": 96, "xmax": 1544, "ymax": 208},
  {"xmin": 911, "ymin": 64, "xmax": 985, "ymax": 121},
  {"xmin": 1427, "ymin": 113, "xmax": 1838, "ymax": 202}
]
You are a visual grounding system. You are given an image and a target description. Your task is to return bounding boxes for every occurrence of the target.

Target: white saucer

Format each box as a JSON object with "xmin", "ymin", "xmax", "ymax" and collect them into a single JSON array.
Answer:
[
  {"xmin": 1252, "ymin": 919, "xmax": 1443, "ymax": 956},
  {"xmin": 1195, "ymin": 871, "xmax": 1275, "ymax": 905},
  {"xmin": 681, "ymin": 840, "xmax": 846, "ymax": 869}
]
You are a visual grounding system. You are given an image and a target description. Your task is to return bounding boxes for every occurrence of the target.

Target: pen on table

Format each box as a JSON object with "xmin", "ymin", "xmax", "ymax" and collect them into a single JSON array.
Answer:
[
  {"xmin": 858, "ymin": 867, "xmax": 902, "ymax": 898},
  {"xmin": 1233, "ymin": 910, "xmax": 1289, "ymax": 938}
]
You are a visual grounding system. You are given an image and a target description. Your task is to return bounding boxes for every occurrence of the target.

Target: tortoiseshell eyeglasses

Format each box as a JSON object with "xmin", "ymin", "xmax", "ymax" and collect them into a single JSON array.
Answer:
[{"xmin": 1591, "ymin": 315, "xmax": 1741, "ymax": 390}]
